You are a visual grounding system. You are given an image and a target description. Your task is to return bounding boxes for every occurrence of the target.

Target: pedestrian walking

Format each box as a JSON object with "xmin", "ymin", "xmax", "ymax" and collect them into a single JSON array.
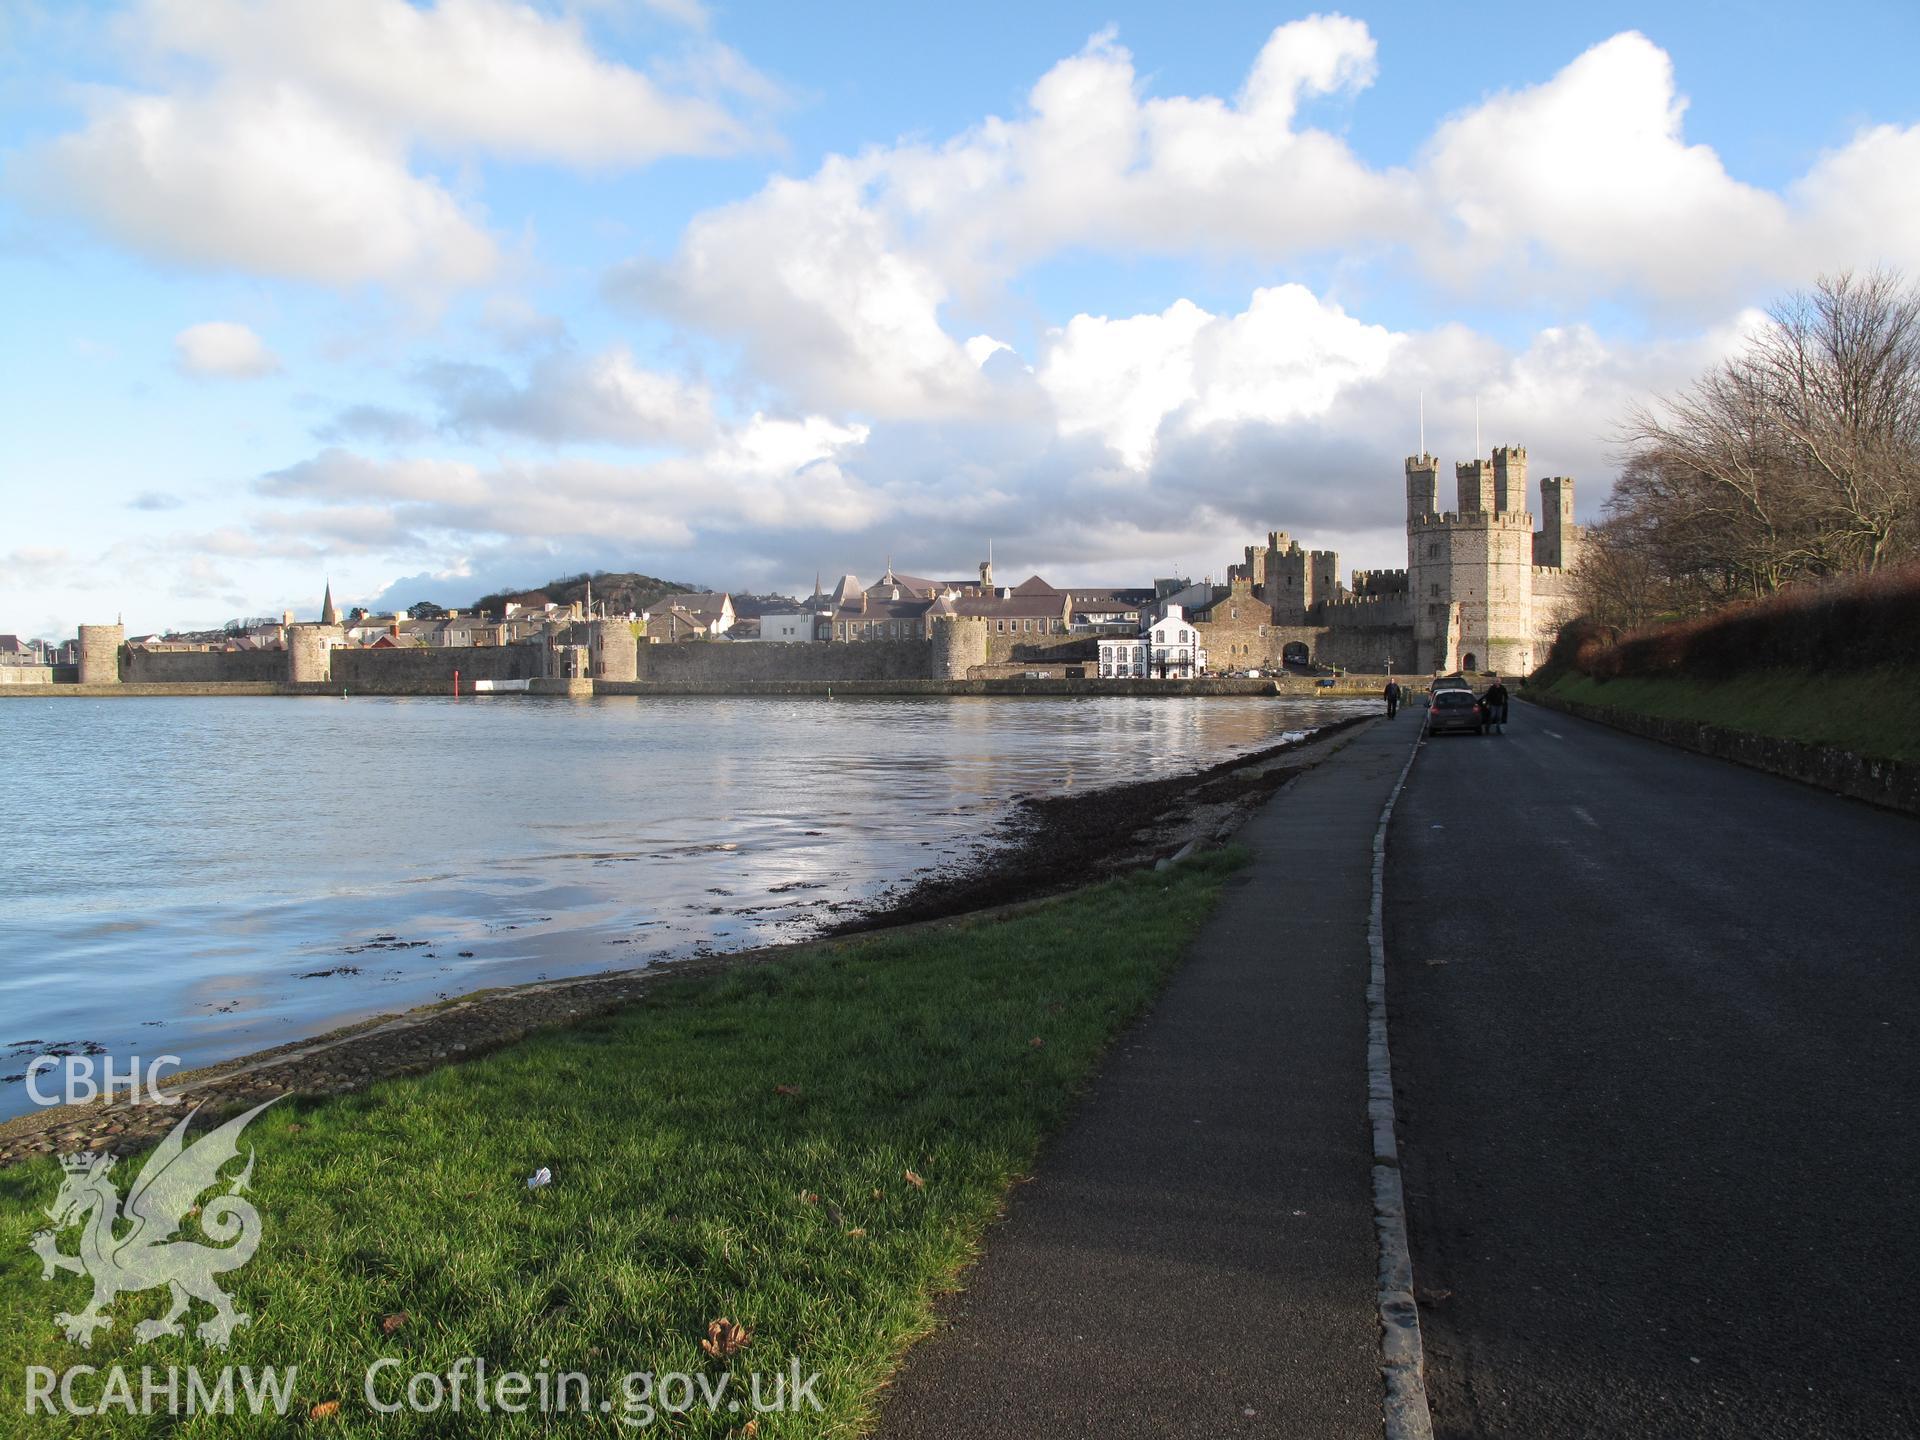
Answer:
[
  {"xmin": 1384, "ymin": 678, "xmax": 1401, "ymax": 718},
  {"xmin": 1481, "ymin": 676, "xmax": 1510, "ymax": 733}
]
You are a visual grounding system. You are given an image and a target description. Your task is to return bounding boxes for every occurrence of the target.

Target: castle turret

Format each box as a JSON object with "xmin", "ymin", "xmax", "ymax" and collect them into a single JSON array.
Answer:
[
  {"xmin": 1405, "ymin": 454, "xmax": 1438, "ymax": 525},
  {"xmin": 1491, "ymin": 445, "xmax": 1527, "ymax": 515},
  {"xmin": 1455, "ymin": 457, "xmax": 1494, "ymax": 514},
  {"xmin": 1536, "ymin": 475, "xmax": 1577, "ymax": 569}
]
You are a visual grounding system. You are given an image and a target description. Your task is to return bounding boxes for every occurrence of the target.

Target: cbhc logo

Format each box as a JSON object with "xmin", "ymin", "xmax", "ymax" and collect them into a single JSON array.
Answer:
[{"xmin": 24, "ymin": 1055, "xmax": 182, "ymax": 1107}]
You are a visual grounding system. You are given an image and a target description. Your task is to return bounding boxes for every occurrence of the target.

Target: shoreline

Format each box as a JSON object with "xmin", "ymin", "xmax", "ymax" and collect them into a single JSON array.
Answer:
[
  {"xmin": 0, "ymin": 714, "xmax": 1378, "ymax": 1168},
  {"xmin": 0, "ymin": 675, "xmax": 1398, "ymax": 700}
]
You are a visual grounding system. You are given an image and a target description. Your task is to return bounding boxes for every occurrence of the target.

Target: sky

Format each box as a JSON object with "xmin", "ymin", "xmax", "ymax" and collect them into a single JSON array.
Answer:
[{"xmin": 3, "ymin": 0, "xmax": 1918, "ymax": 639}]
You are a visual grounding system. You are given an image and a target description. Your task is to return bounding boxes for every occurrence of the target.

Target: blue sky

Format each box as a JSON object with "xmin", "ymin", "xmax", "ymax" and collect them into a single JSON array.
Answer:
[{"xmin": 3, "ymin": 0, "xmax": 1917, "ymax": 639}]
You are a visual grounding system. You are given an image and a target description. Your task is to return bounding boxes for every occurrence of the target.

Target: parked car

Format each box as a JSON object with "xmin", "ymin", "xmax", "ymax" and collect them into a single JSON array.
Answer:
[{"xmin": 1427, "ymin": 688, "xmax": 1486, "ymax": 735}]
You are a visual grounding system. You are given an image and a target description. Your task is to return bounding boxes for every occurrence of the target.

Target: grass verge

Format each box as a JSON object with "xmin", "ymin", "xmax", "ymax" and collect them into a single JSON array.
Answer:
[
  {"xmin": 0, "ymin": 849, "xmax": 1245, "ymax": 1437},
  {"xmin": 1534, "ymin": 666, "xmax": 1920, "ymax": 764}
]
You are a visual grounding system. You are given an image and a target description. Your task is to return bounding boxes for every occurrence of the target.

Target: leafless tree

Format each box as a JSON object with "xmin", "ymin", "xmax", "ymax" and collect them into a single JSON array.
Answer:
[{"xmin": 1596, "ymin": 269, "xmax": 1920, "ymax": 618}]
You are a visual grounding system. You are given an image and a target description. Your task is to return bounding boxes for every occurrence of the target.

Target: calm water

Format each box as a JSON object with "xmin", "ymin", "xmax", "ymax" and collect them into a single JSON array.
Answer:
[{"xmin": 0, "ymin": 694, "xmax": 1365, "ymax": 1115}]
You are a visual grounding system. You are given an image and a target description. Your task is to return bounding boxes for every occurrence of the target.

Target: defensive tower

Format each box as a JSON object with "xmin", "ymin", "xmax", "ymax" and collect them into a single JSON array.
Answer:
[{"xmin": 77, "ymin": 623, "xmax": 123, "ymax": 685}]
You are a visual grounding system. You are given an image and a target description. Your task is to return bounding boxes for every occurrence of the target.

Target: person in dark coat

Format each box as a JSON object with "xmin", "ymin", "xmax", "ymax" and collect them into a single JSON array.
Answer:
[
  {"xmin": 1481, "ymin": 677, "xmax": 1510, "ymax": 732},
  {"xmin": 1383, "ymin": 679, "xmax": 1402, "ymax": 718}
]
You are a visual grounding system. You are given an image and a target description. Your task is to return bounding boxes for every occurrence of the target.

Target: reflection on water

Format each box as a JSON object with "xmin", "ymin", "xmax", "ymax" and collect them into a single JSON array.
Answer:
[{"xmin": 0, "ymin": 693, "xmax": 1366, "ymax": 1114}]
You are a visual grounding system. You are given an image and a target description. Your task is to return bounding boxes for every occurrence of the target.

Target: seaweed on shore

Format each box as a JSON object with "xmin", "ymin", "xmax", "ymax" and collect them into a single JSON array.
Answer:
[{"xmin": 829, "ymin": 714, "xmax": 1369, "ymax": 934}]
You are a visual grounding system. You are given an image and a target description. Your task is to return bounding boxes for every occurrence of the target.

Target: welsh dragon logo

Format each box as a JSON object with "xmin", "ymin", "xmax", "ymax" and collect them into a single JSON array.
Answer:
[{"xmin": 30, "ymin": 1099, "xmax": 278, "ymax": 1348}]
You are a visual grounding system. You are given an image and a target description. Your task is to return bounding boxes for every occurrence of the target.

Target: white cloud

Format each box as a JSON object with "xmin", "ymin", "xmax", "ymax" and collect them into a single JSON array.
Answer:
[
  {"xmin": 16, "ymin": 0, "xmax": 773, "ymax": 286},
  {"xmin": 629, "ymin": 19, "xmax": 1920, "ymax": 417},
  {"xmin": 28, "ymin": 85, "xmax": 497, "ymax": 287},
  {"xmin": 138, "ymin": 0, "xmax": 760, "ymax": 166},
  {"xmin": 621, "ymin": 159, "xmax": 988, "ymax": 418},
  {"xmin": 1416, "ymin": 32, "xmax": 1789, "ymax": 297},
  {"xmin": 174, "ymin": 320, "xmax": 282, "ymax": 378},
  {"xmin": 419, "ymin": 347, "xmax": 717, "ymax": 448}
]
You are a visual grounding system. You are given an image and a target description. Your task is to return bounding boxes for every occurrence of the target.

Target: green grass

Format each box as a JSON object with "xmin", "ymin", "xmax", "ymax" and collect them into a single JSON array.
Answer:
[
  {"xmin": 0, "ymin": 851, "xmax": 1244, "ymax": 1436},
  {"xmin": 1536, "ymin": 666, "xmax": 1920, "ymax": 764}
]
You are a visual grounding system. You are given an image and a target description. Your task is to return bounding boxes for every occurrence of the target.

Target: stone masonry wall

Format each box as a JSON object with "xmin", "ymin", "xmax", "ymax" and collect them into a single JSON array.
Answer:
[
  {"xmin": 124, "ymin": 648, "xmax": 290, "ymax": 683},
  {"xmin": 330, "ymin": 644, "xmax": 543, "ymax": 692},
  {"xmin": 637, "ymin": 639, "xmax": 934, "ymax": 683},
  {"xmin": 983, "ymin": 631, "xmax": 1096, "ymax": 665}
]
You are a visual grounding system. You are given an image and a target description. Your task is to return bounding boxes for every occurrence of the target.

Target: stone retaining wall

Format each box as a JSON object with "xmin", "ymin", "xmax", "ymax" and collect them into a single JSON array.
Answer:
[{"xmin": 1523, "ymin": 688, "xmax": 1920, "ymax": 816}]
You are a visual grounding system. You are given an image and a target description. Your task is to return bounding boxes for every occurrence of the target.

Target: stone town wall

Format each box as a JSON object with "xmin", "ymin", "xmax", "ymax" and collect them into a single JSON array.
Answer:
[
  {"xmin": 597, "ymin": 676, "xmax": 1291, "ymax": 698},
  {"xmin": 982, "ymin": 631, "xmax": 1095, "ymax": 665},
  {"xmin": 0, "ymin": 666, "xmax": 55, "ymax": 685},
  {"xmin": 329, "ymin": 644, "xmax": 543, "ymax": 692},
  {"xmin": 1313, "ymin": 625, "xmax": 1418, "ymax": 675},
  {"xmin": 637, "ymin": 638, "xmax": 934, "ymax": 683},
  {"xmin": 124, "ymin": 648, "xmax": 290, "ymax": 683}
]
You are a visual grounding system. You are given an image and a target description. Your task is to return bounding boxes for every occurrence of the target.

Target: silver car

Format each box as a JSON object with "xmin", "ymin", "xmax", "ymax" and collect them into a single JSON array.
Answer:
[{"xmin": 1426, "ymin": 688, "xmax": 1486, "ymax": 735}]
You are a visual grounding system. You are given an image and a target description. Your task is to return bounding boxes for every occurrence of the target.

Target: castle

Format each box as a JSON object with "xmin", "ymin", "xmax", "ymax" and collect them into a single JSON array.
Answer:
[{"xmin": 1205, "ymin": 445, "xmax": 1581, "ymax": 676}]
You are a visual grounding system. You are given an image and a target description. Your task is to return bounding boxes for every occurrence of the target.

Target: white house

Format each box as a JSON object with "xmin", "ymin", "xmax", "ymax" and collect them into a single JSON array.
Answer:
[
  {"xmin": 754, "ymin": 612, "xmax": 821, "ymax": 642},
  {"xmin": 1097, "ymin": 604, "xmax": 1207, "ymax": 679}
]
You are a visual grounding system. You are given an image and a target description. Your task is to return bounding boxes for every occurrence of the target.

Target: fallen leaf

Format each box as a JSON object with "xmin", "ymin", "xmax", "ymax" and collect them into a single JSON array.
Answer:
[
  {"xmin": 380, "ymin": 1312, "xmax": 407, "ymax": 1335},
  {"xmin": 847, "ymin": 1227, "xmax": 867, "ymax": 1237},
  {"xmin": 1028, "ymin": 1036, "xmax": 1045, "ymax": 1049},
  {"xmin": 701, "ymin": 1318, "xmax": 751, "ymax": 1360},
  {"xmin": 743, "ymin": 1421, "xmax": 760, "ymax": 1437},
  {"xmin": 871, "ymin": 1187, "xmax": 883, "ymax": 1199},
  {"xmin": 773, "ymin": 1084, "xmax": 801, "ymax": 1097},
  {"xmin": 798, "ymin": 1190, "xmax": 818, "ymax": 1206},
  {"xmin": 904, "ymin": 1170, "xmax": 925, "ymax": 1189},
  {"xmin": 309, "ymin": 1399, "xmax": 341, "ymax": 1420}
]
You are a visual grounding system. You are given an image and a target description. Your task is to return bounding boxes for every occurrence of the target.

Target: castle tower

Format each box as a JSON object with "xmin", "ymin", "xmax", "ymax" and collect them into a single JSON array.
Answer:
[
  {"xmin": 287, "ymin": 623, "xmax": 342, "ymax": 684},
  {"xmin": 1455, "ymin": 457, "xmax": 1495, "ymax": 514},
  {"xmin": 77, "ymin": 623, "xmax": 124, "ymax": 685},
  {"xmin": 929, "ymin": 615, "xmax": 988, "ymax": 680},
  {"xmin": 587, "ymin": 619, "xmax": 638, "ymax": 682},
  {"xmin": 1536, "ymin": 476, "xmax": 1576, "ymax": 569},
  {"xmin": 320, "ymin": 580, "xmax": 339, "ymax": 627},
  {"xmin": 1491, "ymin": 446, "xmax": 1527, "ymax": 515}
]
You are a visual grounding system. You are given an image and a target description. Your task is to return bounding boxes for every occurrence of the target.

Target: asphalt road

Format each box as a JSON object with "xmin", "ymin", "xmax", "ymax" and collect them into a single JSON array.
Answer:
[{"xmin": 1387, "ymin": 703, "xmax": 1920, "ymax": 1439}]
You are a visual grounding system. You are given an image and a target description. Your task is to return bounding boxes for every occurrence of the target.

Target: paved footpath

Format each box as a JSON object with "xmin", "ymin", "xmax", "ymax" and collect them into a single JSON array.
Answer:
[
  {"xmin": 876, "ymin": 713, "xmax": 1421, "ymax": 1440},
  {"xmin": 1388, "ymin": 702, "xmax": 1920, "ymax": 1440}
]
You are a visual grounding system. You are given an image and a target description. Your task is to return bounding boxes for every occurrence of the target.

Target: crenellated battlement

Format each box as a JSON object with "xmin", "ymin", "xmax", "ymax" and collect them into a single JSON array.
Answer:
[
  {"xmin": 1350, "ymin": 567, "xmax": 1408, "ymax": 596},
  {"xmin": 1410, "ymin": 511, "xmax": 1537, "ymax": 532}
]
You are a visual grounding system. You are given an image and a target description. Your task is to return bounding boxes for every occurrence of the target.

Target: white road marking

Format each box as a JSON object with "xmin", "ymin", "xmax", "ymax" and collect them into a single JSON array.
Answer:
[
  {"xmin": 1572, "ymin": 805, "xmax": 1600, "ymax": 828},
  {"xmin": 1543, "ymin": 729, "xmax": 1565, "ymax": 740}
]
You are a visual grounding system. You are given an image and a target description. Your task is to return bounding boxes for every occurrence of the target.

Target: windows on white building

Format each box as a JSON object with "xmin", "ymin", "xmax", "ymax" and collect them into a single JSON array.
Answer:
[{"xmin": 1096, "ymin": 605, "xmax": 1207, "ymax": 679}]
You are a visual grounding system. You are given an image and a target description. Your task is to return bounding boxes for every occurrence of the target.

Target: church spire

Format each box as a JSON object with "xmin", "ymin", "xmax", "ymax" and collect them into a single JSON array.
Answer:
[{"xmin": 320, "ymin": 579, "xmax": 338, "ymax": 626}]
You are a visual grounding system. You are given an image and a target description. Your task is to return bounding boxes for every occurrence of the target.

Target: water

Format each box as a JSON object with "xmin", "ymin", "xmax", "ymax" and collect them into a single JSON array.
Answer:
[{"xmin": 0, "ymin": 693, "xmax": 1365, "ymax": 1115}]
